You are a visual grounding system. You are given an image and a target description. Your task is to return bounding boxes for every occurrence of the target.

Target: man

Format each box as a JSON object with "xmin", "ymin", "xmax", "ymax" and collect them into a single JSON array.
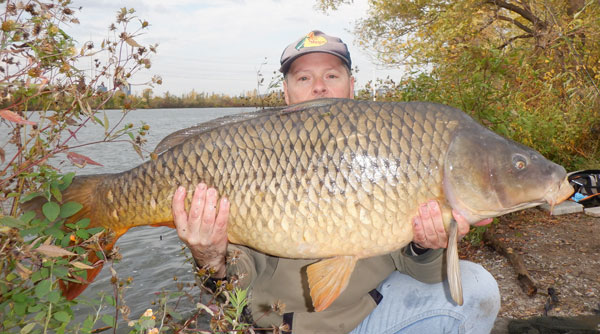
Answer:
[{"xmin": 172, "ymin": 31, "xmax": 500, "ymax": 333}]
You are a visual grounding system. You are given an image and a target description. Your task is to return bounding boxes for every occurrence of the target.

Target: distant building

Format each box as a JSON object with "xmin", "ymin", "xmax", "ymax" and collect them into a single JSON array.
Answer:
[
  {"xmin": 97, "ymin": 82, "xmax": 107, "ymax": 93},
  {"xmin": 119, "ymin": 83, "xmax": 131, "ymax": 96}
]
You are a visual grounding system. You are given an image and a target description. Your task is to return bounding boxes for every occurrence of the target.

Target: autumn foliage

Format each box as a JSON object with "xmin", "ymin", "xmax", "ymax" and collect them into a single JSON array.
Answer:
[{"xmin": 324, "ymin": 0, "xmax": 600, "ymax": 169}]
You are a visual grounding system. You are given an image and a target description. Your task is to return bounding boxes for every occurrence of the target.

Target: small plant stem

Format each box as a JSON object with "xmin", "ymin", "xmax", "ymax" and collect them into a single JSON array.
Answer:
[
  {"xmin": 43, "ymin": 262, "xmax": 54, "ymax": 334},
  {"xmin": 10, "ymin": 177, "xmax": 25, "ymax": 216},
  {"xmin": 43, "ymin": 302, "xmax": 52, "ymax": 334}
]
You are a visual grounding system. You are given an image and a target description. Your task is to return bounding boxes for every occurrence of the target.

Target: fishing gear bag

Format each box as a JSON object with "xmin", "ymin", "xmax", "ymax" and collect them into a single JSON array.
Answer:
[{"xmin": 568, "ymin": 169, "xmax": 600, "ymax": 208}]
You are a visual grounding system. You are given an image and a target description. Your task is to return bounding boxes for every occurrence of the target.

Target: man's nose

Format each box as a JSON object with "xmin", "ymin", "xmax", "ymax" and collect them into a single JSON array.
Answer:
[{"xmin": 312, "ymin": 77, "xmax": 327, "ymax": 95}]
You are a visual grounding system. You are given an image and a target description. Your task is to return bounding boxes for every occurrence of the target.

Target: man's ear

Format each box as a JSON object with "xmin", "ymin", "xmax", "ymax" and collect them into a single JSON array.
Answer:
[{"xmin": 283, "ymin": 79, "xmax": 290, "ymax": 105}]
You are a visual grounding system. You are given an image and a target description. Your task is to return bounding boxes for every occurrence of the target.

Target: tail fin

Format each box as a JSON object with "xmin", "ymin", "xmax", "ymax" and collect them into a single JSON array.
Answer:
[
  {"xmin": 59, "ymin": 235, "xmax": 124, "ymax": 300},
  {"xmin": 22, "ymin": 174, "xmax": 127, "ymax": 300}
]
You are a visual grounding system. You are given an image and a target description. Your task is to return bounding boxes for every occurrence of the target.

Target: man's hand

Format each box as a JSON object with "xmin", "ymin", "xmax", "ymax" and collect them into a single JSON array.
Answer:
[
  {"xmin": 411, "ymin": 200, "xmax": 492, "ymax": 249},
  {"xmin": 172, "ymin": 183, "xmax": 230, "ymax": 278}
]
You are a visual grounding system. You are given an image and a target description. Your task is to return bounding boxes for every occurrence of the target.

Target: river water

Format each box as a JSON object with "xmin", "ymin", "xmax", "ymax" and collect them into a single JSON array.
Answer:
[{"xmin": 1, "ymin": 107, "xmax": 257, "ymax": 330}]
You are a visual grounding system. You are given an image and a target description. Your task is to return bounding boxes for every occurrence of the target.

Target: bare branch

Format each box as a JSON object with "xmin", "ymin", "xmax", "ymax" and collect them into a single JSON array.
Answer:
[
  {"xmin": 496, "ymin": 14, "xmax": 533, "ymax": 35},
  {"xmin": 485, "ymin": 0, "xmax": 545, "ymax": 29},
  {"xmin": 497, "ymin": 33, "xmax": 533, "ymax": 49}
]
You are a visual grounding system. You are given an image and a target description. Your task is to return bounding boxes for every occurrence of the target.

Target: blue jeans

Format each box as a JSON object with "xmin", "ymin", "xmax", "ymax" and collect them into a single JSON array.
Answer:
[{"xmin": 350, "ymin": 261, "xmax": 500, "ymax": 334}]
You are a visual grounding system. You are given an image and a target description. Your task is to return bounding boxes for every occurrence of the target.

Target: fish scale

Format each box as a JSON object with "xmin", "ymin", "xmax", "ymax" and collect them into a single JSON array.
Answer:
[{"xmin": 26, "ymin": 98, "xmax": 573, "ymax": 309}]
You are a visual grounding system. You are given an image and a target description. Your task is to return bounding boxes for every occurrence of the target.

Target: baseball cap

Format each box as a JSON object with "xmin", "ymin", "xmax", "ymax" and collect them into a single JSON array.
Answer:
[{"xmin": 279, "ymin": 30, "xmax": 352, "ymax": 75}]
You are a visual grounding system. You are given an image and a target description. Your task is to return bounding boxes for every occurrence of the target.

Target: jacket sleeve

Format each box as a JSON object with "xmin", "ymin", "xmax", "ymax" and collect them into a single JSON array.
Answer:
[
  {"xmin": 225, "ymin": 244, "xmax": 263, "ymax": 289},
  {"xmin": 390, "ymin": 246, "xmax": 445, "ymax": 284}
]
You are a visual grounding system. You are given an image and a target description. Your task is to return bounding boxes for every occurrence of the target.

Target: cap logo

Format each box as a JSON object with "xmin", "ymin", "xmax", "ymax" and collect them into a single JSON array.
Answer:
[{"xmin": 295, "ymin": 31, "xmax": 327, "ymax": 50}]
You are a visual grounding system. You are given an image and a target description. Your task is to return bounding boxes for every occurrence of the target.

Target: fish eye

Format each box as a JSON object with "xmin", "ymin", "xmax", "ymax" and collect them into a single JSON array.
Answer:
[{"xmin": 513, "ymin": 154, "xmax": 528, "ymax": 170}]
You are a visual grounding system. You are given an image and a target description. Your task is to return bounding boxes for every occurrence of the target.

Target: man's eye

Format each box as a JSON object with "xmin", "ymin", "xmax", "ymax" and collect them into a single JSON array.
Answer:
[
  {"xmin": 327, "ymin": 74, "xmax": 337, "ymax": 79},
  {"xmin": 299, "ymin": 76, "xmax": 309, "ymax": 81}
]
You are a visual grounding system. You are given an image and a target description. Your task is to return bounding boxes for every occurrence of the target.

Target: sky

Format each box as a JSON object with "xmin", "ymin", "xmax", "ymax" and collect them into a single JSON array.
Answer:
[{"xmin": 65, "ymin": 0, "xmax": 406, "ymax": 97}]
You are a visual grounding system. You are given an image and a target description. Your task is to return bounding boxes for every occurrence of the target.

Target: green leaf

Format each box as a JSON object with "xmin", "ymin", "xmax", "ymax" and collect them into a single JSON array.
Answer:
[
  {"xmin": 75, "ymin": 229, "xmax": 90, "ymax": 239},
  {"xmin": 21, "ymin": 210, "xmax": 37, "ymax": 224},
  {"xmin": 42, "ymin": 202, "xmax": 60, "ymax": 222},
  {"xmin": 20, "ymin": 192, "xmax": 42, "ymax": 203},
  {"xmin": 82, "ymin": 315, "xmax": 94, "ymax": 332},
  {"xmin": 103, "ymin": 112, "xmax": 109, "ymax": 132},
  {"xmin": 34, "ymin": 310, "xmax": 45, "ymax": 321},
  {"xmin": 39, "ymin": 267, "xmax": 50, "ymax": 279},
  {"xmin": 50, "ymin": 184, "xmax": 62, "ymax": 202},
  {"xmin": 14, "ymin": 302, "xmax": 27, "ymax": 316},
  {"xmin": 59, "ymin": 173, "xmax": 75, "ymax": 191},
  {"xmin": 20, "ymin": 322, "xmax": 36, "ymax": 334},
  {"xmin": 61, "ymin": 233, "xmax": 72, "ymax": 247},
  {"xmin": 87, "ymin": 227, "xmax": 104, "ymax": 234},
  {"xmin": 75, "ymin": 269, "xmax": 88, "ymax": 280},
  {"xmin": 53, "ymin": 310, "xmax": 71, "ymax": 323},
  {"xmin": 34, "ymin": 279, "xmax": 51, "ymax": 298},
  {"xmin": 30, "ymin": 270, "xmax": 42, "ymax": 282},
  {"xmin": 169, "ymin": 309, "xmax": 183, "ymax": 320},
  {"xmin": 44, "ymin": 226, "xmax": 64, "ymax": 239},
  {"xmin": 52, "ymin": 265, "xmax": 69, "ymax": 279},
  {"xmin": 93, "ymin": 116, "xmax": 103, "ymax": 126},
  {"xmin": 101, "ymin": 314, "xmax": 115, "ymax": 327},
  {"xmin": 140, "ymin": 317, "xmax": 155, "ymax": 329},
  {"xmin": 28, "ymin": 304, "xmax": 43, "ymax": 313},
  {"xmin": 75, "ymin": 218, "xmax": 90, "ymax": 229},
  {"xmin": 105, "ymin": 295, "xmax": 116, "ymax": 307},
  {"xmin": 47, "ymin": 290, "xmax": 61, "ymax": 304},
  {"xmin": 60, "ymin": 202, "xmax": 83, "ymax": 218},
  {"xmin": 20, "ymin": 226, "xmax": 43, "ymax": 237},
  {"xmin": 0, "ymin": 216, "xmax": 26, "ymax": 228},
  {"xmin": 13, "ymin": 292, "xmax": 27, "ymax": 303}
]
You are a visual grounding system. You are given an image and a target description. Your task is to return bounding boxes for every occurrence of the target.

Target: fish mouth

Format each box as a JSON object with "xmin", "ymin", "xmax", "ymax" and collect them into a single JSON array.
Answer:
[
  {"xmin": 457, "ymin": 177, "xmax": 575, "ymax": 221},
  {"xmin": 543, "ymin": 177, "xmax": 575, "ymax": 210}
]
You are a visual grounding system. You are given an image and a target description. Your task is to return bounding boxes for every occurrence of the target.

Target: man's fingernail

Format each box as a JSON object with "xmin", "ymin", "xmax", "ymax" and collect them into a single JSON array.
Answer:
[
  {"xmin": 177, "ymin": 186, "xmax": 184, "ymax": 193},
  {"xmin": 198, "ymin": 183, "xmax": 206, "ymax": 190}
]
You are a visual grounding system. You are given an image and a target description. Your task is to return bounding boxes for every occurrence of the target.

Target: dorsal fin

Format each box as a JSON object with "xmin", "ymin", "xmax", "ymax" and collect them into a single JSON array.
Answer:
[
  {"xmin": 152, "ymin": 111, "xmax": 265, "ymax": 154},
  {"xmin": 152, "ymin": 98, "xmax": 343, "ymax": 155}
]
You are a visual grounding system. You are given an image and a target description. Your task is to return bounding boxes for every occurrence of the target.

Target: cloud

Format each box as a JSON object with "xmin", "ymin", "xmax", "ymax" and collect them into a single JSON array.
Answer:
[{"xmin": 64, "ymin": 0, "xmax": 403, "ymax": 96}]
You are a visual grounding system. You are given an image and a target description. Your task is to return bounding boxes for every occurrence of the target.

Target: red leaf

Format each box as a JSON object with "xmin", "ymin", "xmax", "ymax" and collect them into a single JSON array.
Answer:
[
  {"xmin": 0, "ymin": 109, "xmax": 36, "ymax": 125},
  {"xmin": 66, "ymin": 151, "xmax": 103, "ymax": 167}
]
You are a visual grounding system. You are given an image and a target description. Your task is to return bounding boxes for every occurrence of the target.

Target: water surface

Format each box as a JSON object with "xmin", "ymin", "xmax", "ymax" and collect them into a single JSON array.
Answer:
[{"xmin": 2, "ymin": 107, "xmax": 256, "ymax": 330}]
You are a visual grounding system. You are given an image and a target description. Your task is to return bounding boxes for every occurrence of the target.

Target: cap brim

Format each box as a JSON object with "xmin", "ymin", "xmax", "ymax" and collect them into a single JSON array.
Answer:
[{"xmin": 279, "ymin": 51, "xmax": 351, "ymax": 74}]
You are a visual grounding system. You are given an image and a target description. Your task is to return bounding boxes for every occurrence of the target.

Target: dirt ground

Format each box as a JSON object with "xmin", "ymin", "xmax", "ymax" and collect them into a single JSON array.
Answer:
[{"xmin": 459, "ymin": 207, "xmax": 600, "ymax": 320}]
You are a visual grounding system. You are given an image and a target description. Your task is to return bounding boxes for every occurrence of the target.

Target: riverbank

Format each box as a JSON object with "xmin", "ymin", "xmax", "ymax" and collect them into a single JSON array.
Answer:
[{"xmin": 460, "ymin": 208, "xmax": 600, "ymax": 333}]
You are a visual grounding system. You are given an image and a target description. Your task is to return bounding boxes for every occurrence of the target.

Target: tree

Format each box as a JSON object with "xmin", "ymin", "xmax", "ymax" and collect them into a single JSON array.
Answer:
[{"xmin": 320, "ymin": 0, "xmax": 600, "ymax": 168}]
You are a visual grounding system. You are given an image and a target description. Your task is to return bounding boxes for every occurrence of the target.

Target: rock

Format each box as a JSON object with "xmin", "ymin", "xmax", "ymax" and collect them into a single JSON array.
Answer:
[
  {"xmin": 506, "ymin": 315, "xmax": 600, "ymax": 334},
  {"xmin": 584, "ymin": 206, "xmax": 600, "ymax": 217},
  {"xmin": 540, "ymin": 201, "xmax": 583, "ymax": 215},
  {"xmin": 491, "ymin": 317, "xmax": 511, "ymax": 334}
]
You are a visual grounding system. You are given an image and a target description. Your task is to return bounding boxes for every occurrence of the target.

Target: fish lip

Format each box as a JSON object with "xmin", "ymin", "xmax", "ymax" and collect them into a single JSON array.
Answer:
[
  {"xmin": 543, "ymin": 177, "xmax": 575, "ymax": 207},
  {"xmin": 452, "ymin": 178, "xmax": 574, "ymax": 221}
]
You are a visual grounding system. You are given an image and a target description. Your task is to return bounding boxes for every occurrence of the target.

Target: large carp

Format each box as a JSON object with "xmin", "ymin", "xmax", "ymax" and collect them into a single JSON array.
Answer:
[{"xmin": 24, "ymin": 98, "xmax": 573, "ymax": 311}]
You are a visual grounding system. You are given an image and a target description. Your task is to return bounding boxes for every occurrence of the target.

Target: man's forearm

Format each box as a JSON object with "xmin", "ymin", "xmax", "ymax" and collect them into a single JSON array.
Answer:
[{"xmin": 191, "ymin": 247, "xmax": 227, "ymax": 278}]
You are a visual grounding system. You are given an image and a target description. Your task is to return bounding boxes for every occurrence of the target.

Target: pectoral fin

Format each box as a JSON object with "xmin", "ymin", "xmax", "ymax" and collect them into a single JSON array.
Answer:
[
  {"xmin": 447, "ymin": 218, "xmax": 463, "ymax": 305},
  {"xmin": 306, "ymin": 256, "xmax": 357, "ymax": 312}
]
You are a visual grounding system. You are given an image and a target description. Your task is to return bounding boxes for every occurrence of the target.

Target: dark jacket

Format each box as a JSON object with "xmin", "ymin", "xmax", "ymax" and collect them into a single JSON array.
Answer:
[{"xmin": 226, "ymin": 244, "xmax": 444, "ymax": 333}]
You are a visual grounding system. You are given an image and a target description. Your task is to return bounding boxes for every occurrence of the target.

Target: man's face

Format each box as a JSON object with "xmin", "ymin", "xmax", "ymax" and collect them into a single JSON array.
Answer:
[{"xmin": 283, "ymin": 53, "xmax": 355, "ymax": 105}]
